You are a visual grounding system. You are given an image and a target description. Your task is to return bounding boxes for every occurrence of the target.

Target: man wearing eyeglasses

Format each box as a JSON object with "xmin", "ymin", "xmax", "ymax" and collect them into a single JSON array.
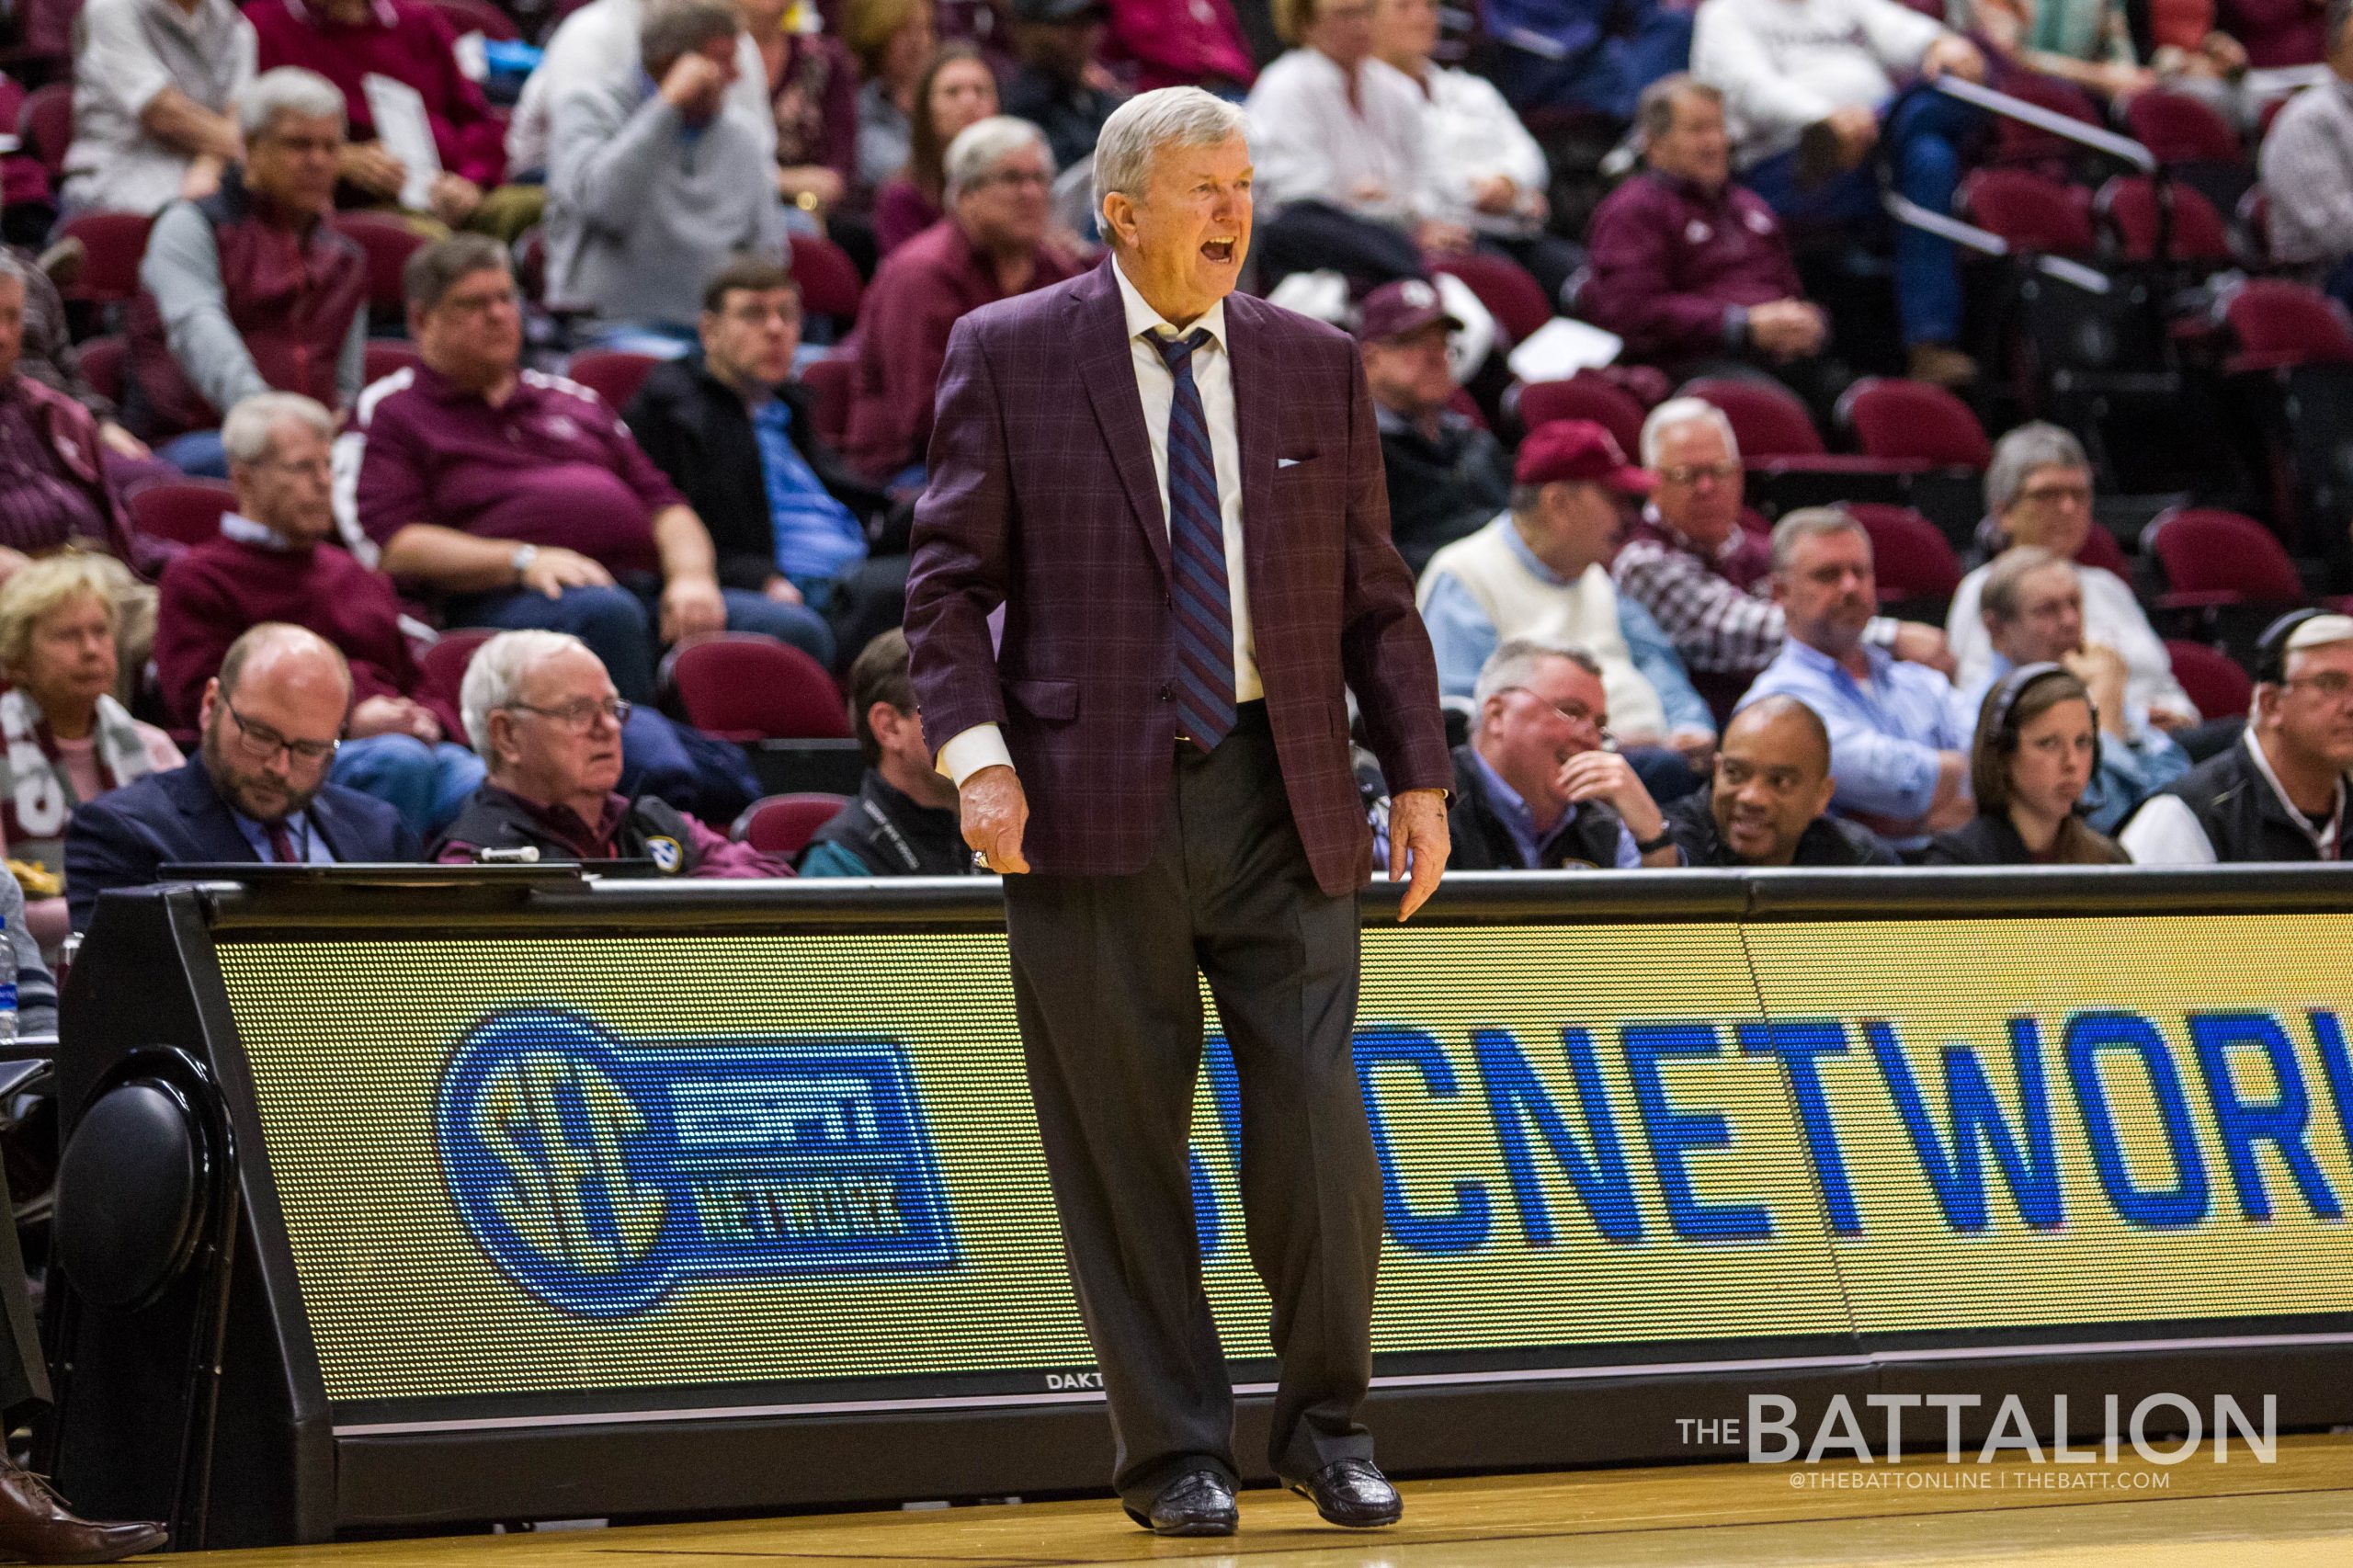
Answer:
[
  {"xmin": 843, "ymin": 116, "xmax": 1083, "ymax": 484},
  {"xmin": 2121, "ymin": 612, "xmax": 2353, "ymax": 864},
  {"xmin": 63, "ymin": 622, "xmax": 419, "ymax": 930},
  {"xmin": 430, "ymin": 629, "xmax": 792, "ymax": 875}
]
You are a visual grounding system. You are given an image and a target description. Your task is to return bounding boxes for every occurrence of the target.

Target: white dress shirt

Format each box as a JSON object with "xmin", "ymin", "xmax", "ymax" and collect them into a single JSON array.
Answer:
[
  {"xmin": 938, "ymin": 258, "xmax": 1260, "ymax": 785},
  {"xmin": 1244, "ymin": 48, "xmax": 1430, "ymax": 222},
  {"xmin": 1946, "ymin": 562, "xmax": 2200, "ymax": 723}
]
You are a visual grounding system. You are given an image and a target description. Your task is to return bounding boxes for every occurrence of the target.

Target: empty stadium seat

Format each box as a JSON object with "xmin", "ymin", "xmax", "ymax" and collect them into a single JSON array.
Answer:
[
  {"xmin": 1836, "ymin": 378, "xmax": 1991, "ymax": 469},
  {"xmin": 2222, "ymin": 279, "xmax": 2353, "ymax": 374},
  {"xmin": 2096, "ymin": 178, "xmax": 2234, "ymax": 268},
  {"xmin": 665, "ymin": 634, "xmax": 850, "ymax": 742},
  {"xmin": 1515, "ymin": 373, "xmax": 1646, "ymax": 457},
  {"xmin": 1429, "ymin": 251, "xmax": 1552, "ymax": 344},
  {"xmin": 1683, "ymin": 376, "xmax": 1915, "ymax": 513},
  {"xmin": 2165, "ymin": 639, "xmax": 2253, "ymax": 719},
  {"xmin": 128, "ymin": 481, "xmax": 234, "ymax": 547},
  {"xmin": 2124, "ymin": 90, "xmax": 2243, "ymax": 166},
  {"xmin": 1681, "ymin": 376, "xmax": 1824, "ymax": 459},
  {"xmin": 564, "ymin": 349, "xmax": 660, "ymax": 411},
  {"xmin": 76, "ymin": 335, "xmax": 125, "ymax": 405},
  {"xmin": 733, "ymin": 792, "xmax": 848, "ymax": 858},
  {"xmin": 789, "ymin": 232, "xmax": 864, "ymax": 335},
  {"xmin": 1960, "ymin": 169, "xmax": 2098, "ymax": 258},
  {"xmin": 55, "ymin": 211, "xmax": 153, "ymax": 306},
  {"xmin": 1846, "ymin": 503, "xmax": 1961, "ymax": 608},
  {"xmin": 415, "ymin": 628, "xmax": 494, "ymax": 720},
  {"xmin": 2143, "ymin": 506, "xmax": 2317, "ymax": 609}
]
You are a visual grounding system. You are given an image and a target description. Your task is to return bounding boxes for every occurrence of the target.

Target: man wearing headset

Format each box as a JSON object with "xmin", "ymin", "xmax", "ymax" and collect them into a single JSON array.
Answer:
[{"xmin": 2120, "ymin": 611, "xmax": 2353, "ymax": 863}]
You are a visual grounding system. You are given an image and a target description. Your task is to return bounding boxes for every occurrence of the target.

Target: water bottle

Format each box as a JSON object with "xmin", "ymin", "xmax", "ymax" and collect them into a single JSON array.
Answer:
[{"xmin": 0, "ymin": 915, "xmax": 19, "ymax": 1047}]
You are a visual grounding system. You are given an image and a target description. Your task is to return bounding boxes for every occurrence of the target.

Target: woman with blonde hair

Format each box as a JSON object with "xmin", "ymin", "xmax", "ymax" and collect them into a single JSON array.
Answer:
[{"xmin": 0, "ymin": 553, "xmax": 183, "ymax": 949}]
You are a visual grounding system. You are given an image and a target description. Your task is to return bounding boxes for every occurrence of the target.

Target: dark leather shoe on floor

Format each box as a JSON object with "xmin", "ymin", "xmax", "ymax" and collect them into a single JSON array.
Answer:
[
  {"xmin": 1123, "ymin": 1469, "xmax": 1237, "ymax": 1536},
  {"xmin": 0, "ymin": 1461, "xmax": 166, "ymax": 1563},
  {"xmin": 1290, "ymin": 1458, "xmax": 1403, "ymax": 1528}
]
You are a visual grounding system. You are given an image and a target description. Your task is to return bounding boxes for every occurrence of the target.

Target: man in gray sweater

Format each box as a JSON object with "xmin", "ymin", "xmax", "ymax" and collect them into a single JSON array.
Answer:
[{"xmin": 546, "ymin": 0, "xmax": 789, "ymax": 348}]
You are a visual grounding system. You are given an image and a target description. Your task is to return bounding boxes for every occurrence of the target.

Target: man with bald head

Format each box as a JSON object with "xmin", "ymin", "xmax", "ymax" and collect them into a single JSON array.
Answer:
[
  {"xmin": 64, "ymin": 621, "xmax": 418, "ymax": 928},
  {"xmin": 1665, "ymin": 694, "xmax": 1894, "ymax": 866}
]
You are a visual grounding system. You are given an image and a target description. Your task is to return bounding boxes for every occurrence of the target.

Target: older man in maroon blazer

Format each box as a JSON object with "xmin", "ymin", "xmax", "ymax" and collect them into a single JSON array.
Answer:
[{"xmin": 904, "ymin": 85, "xmax": 1451, "ymax": 1540}]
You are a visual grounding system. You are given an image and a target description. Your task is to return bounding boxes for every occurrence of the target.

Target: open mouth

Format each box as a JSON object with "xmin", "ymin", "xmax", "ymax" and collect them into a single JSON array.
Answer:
[{"xmin": 1201, "ymin": 238, "xmax": 1237, "ymax": 266}]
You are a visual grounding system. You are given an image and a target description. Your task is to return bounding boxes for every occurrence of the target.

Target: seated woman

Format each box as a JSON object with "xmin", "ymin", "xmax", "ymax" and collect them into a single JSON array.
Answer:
[
  {"xmin": 873, "ymin": 45, "xmax": 1001, "ymax": 256},
  {"xmin": 1953, "ymin": 0, "xmax": 2252, "ymax": 122},
  {"xmin": 0, "ymin": 553, "xmax": 184, "ymax": 951},
  {"xmin": 1927, "ymin": 663, "xmax": 2130, "ymax": 864}
]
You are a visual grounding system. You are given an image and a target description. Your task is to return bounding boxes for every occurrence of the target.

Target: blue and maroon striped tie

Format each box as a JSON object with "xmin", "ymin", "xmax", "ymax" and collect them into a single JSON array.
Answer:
[{"xmin": 1155, "ymin": 328, "xmax": 1235, "ymax": 752}]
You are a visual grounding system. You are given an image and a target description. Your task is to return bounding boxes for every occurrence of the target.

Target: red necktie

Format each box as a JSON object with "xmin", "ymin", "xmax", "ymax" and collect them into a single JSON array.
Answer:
[{"xmin": 267, "ymin": 821, "xmax": 298, "ymax": 864}]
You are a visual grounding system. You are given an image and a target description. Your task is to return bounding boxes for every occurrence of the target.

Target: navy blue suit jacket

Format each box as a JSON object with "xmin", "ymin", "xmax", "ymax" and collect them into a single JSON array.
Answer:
[{"xmin": 65, "ymin": 758, "xmax": 420, "ymax": 931}]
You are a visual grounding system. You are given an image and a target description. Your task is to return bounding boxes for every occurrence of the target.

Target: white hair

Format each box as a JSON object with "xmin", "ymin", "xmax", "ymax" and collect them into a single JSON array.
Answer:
[
  {"xmin": 1639, "ymin": 396, "xmax": 1740, "ymax": 468},
  {"xmin": 944, "ymin": 116, "xmax": 1053, "ymax": 203},
  {"xmin": 1984, "ymin": 420, "xmax": 2089, "ymax": 518},
  {"xmin": 238, "ymin": 66, "xmax": 346, "ymax": 141},
  {"xmin": 1472, "ymin": 637, "xmax": 1602, "ymax": 710},
  {"xmin": 1091, "ymin": 86, "xmax": 1248, "ymax": 217},
  {"xmin": 460, "ymin": 630, "xmax": 591, "ymax": 754},
  {"xmin": 222, "ymin": 392, "xmax": 334, "ymax": 467}
]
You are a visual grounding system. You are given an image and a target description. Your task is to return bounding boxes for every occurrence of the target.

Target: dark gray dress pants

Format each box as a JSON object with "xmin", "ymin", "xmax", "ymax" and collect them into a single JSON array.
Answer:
[{"xmin": 1001, "ymin": 703, "xmax": 1381, "ymax": 1510}]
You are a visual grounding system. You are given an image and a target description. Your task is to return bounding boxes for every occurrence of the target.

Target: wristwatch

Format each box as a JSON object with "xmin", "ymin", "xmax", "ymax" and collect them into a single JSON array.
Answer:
[
  {"xmin": 510, "ymin": 543, "xmax": 540, "ymax": 583},
  {"xmin": 1632, "ymin": 826, "xmax": 1677, "ymax": 856}
]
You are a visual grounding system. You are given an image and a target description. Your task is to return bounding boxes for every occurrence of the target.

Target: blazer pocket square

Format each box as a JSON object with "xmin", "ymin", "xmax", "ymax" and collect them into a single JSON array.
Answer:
[{"xmin": 1277, "ymin": 456, "xmax": 1306, "ymax": 469}]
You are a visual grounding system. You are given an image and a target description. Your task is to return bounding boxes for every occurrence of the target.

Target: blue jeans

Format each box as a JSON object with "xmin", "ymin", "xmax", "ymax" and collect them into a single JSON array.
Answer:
[
  {"xmin": 1745, "ymin": 86, "xmax": 1980, "ymax": 347},
  {"xmin": 159, "ymin": 428, "xmax": 228, "ymax": 478},
  {"xmin": 445, "ymin": 580, "xmax": 835, "ymax": 703},
  {"xmin": 330, "ymin": 734, "xmax": 487, "ymax": 838},
  {"xmin": 1495, "ymin": 6, "xmax": 1692, "ymax": 122}
]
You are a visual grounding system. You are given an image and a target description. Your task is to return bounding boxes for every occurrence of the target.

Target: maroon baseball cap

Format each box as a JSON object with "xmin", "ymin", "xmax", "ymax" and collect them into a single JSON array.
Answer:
[
  {"xmin": 1514, "ymin": 419, "xmax": 1654, "ymax": 494},
  {"xmin": 1355, "ymin": 278, "xmax": 1462, "ymax": 343}
]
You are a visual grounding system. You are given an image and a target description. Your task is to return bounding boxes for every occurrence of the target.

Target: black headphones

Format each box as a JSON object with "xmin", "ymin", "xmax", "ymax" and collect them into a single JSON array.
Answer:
[
  {"xmin": 1986, "ymin": 660, "xmax": 2103, "ymax": 771},
  {"xmin": 2255, "ymin": 608, "xmax": 2326, "ymax": 686}
]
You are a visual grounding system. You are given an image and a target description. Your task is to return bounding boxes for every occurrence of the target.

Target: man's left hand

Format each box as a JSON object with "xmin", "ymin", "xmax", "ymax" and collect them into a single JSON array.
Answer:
[
  {"xmin": 429, "ymin": 172, "xmax": 483, "ymax": 226},
  {"xmin": 1388, "ymin": 787, "xmax": 1450, "ymax": 922},
  {"xmin": 660, "ymin": 574, "xmax": 727, "ymax": 642},
  {"xmin": 763, "ymin": 574, "xmax": 805, "ymax": 605}
]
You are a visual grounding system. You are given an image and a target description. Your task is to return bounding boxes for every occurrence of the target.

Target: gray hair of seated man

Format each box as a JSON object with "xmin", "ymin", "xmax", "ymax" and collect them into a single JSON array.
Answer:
[
  {"xmin": 641, "ymin": 0, "xmax": 742, "ymax": 78},
  {"xmin": 222, "ymin": 392, "xmax": 335, "ymax": 469},
  {"xmin": 461, "ymin": 629, "xmax": 595, "ymax": 755},
  {"xmin": 1091, "ymin": 86, "xmax": 1248, "ymax": 220},
  {"xmin": 943, "ymin": 116, "xmax": 1054, "ymax": 204},
  {"xmin": 1977, "ymin": 545, "xmax": 2073, "ymax": 628},
  {"xmin": 1639, "ymin": 395, "xmax": 1742, "ymax": 469},
  {"xmin": 1472, "ymin": 637, "xmax": 1604, "ymax": 711},
  {"xmin": 238, "ymin": 66, "xmax": 347, "ymax": 142},
  {"xmin": 1768, "ymin": 506, "xmax": 1871, "ymax": 578},
  {"xmin": 1984, "ymin": 421, "xmax": 2089, "ymax": 520}
]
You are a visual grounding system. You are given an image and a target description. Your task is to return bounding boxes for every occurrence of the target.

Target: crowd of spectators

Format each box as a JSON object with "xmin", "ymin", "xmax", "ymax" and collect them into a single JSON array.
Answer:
[{"xmin": 0, "ymin": 0, "xmax": 2333, "ymax": 955}]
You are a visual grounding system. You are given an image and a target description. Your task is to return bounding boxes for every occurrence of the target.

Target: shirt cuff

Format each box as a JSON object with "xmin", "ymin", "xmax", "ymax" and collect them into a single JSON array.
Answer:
[
  {"xmin": 937, "ymin": 723, "xmax": 1013, "ymax": 787},
  {"xmin": 1863, "ymin": 616, "xmax": 1899, "ymax": 648}
]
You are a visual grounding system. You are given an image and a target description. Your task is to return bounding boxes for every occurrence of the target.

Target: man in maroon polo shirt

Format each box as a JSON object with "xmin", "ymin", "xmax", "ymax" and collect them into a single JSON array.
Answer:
[
  {"xmin": 843, "ymin": 115, "xmax": 1083, "ymax": 483},
  {"xmin": 346, "ymin": 233, "xmax": 834, "ymax": 703},
  {"xmin": 1580, "ymin": 76, "xmax": 1830, "ymax": 392}
]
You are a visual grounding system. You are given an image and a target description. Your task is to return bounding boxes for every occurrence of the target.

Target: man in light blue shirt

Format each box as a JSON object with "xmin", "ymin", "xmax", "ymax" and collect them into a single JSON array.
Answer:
[
  {"xmin": 1960, "ymin": 547, "xmax": 2188, "ymax": 835},
  {"xmin": 1737, "ymin": 507, "xmax": 1973, "ymax": 851}
]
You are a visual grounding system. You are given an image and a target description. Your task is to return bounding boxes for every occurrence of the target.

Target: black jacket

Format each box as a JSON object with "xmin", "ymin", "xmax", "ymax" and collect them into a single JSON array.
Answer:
[
  {"xmin": 1665, "ymin": 788, "xmax": 1895, "ymax": 868},
  {"xmin": 2129, "ymin": 737, "xmax": 2346, "ymax": 863},
  {"xmin": 1925, "ymin": 812, "xmax": 2127, "ymax": 866},
  {"xmin": 801, "ymin": 769, "xmax": 972, "ymax": 876},
  {"xmin": 625, "ymin": 355, "xmax": 891, "ymax": 592},
  {"xmin": 1445, "ymin": 744, "xmax": 1629, "ymax": 869},
  {"xmin": 1379, "ymin": 410, "xmax": 1512, "ymax": 579}
]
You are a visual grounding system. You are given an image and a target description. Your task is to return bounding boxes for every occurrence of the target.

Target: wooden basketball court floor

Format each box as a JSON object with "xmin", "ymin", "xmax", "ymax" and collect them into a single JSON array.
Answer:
[{"xmin": 173, "ymin": 1429, "xmax": 2353, "ymax": 1568}]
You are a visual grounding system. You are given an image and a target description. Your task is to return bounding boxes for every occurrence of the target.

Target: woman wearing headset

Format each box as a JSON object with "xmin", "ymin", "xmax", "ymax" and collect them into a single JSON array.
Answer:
[{"xmin": 1927, "ymin": 663, "xmax": 2130, "ymax": 865}]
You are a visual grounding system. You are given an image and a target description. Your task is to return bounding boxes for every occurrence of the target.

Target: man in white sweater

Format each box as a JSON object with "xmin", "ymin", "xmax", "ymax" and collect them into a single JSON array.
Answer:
[{"xmin": 1690, "ymin": 0, "xmax": 1986, "ymax": 387}]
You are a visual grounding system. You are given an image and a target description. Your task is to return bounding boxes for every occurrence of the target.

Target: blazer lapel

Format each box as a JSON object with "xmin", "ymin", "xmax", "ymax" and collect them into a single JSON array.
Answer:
[
  {"xmin": 1072, "ymin": 267, "xmax": 1170, "ymax": 582},
  {"xmin": 1224, "ymin": 298, "xmax": 1278, "ymax": 586},
  {"xmin": 167, "ymin": 762, "xmax": 261, "ymax": 862}
]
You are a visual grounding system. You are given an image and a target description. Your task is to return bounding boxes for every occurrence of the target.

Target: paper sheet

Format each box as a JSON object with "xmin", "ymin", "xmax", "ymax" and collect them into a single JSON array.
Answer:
[{"xmin": 362, "ymin": 73, "xmax": 442, "ymax": 213}]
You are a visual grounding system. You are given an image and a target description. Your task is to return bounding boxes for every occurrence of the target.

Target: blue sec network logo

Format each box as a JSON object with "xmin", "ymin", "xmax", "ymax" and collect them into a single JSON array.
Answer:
[{"xmin": 434, "ymin": 1008, "xmax": 958, "ymax": 1318}]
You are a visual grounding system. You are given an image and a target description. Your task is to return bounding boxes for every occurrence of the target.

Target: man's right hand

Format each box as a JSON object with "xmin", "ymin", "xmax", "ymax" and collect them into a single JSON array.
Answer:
[
  {"xmin": 660, "ymin": 52, "xmax": 733, "ymax": 119},
  {"xmin": 1890, "ymin": 621, "xmax": 1953, "ymax": 675},
  {"xmin": 522, "ymin": 546, "xmax": 614, "ymax": 597},
  {"xmin": 960, "ymin": 764, "xmax": 1029, "ymax": 874}
]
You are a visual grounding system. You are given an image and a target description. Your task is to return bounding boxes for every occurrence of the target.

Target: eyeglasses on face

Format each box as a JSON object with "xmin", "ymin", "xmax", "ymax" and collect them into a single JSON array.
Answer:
[
  {"xmin": 505, "ymin": 697, "xmax": 632, "ymax": 733},
  {"xmin": 223, "ymin": 699, "xmax": 339, "ymax": 767}
]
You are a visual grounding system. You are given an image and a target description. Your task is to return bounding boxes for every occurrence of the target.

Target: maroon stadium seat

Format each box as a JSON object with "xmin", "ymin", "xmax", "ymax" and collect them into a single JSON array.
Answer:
[
  {"xmin": 75, "ymin": 335, "xmax": 125, "ymax": 404},
  {"xmin": 2222, "ymin": 279, "xmax": 2353, "ymax": 373},
  {"xmin": 732, "ymin": 792, "xmax": 848, "ymax": 857},
  {"xmin": 18, "ymin": 82, "xmax": 69, "ymax": 180},
  {"xmin": 2144, "ymin": 506, "xmax": 2312, "ymax": 609},
  {"xmin": 2074, "ymin": 521, "xmax": 2130, "ymax": 577},
  {"xmin": 1515, "ymin": 373, "xmax": 1645, "ymax": 457},
  {"xmin": 789, "ymin": 232, "xmax": 864, "ymax": 325},
  {"xmin": 564, "ymin": 349, "xmax": 659, "ymax": 411},
  {"xmin": 1681, "ymin": 376, "xmax": 1824, "ymax": 458},
  {"xmin": 418, "ymin": 0, "xmax": 520, "ymax": 39},
  {"xmin": 1986, "ymin": 70, "xmax": 2102, "ymax": 171},
  {"xmin": 800, "ymin": 353, "xmax": 854, "ymax": 449},
  {"xmin": 415, "ymin": 628, "xmax": 495, "ymax": 720},
  {"xmin": 2096, "ymin": 177, "xmax": 2234, "ymax": 267},
  {"xmin": 128, "ymin": 481, "xmax": 234, "ymax": 547},
  {"xmin": 333, "ymin": 213, "xmax": 428, "ymax": 316},
  {"xmin": 2123, "ymin": 90, "xmax": 2243, "ymax": 167},
  {"xmin": 665, "ymin": 634, "xmax": 850, "ymax": 742},
  {"xmin": 1428, "ymin": 252, "xmax": 1552, "ymax": 344},
  {"xmin": 55, "ymin": 211, "xmax": 153, "ymax": 305},
  {"xmin": 2165, "ymin": 639, "xmax": 2253, "ymax": 719},
  {"xmin": 363, "ymin": 340, "xmax": 424, "ymax": 384},
  {"xmin": 1846, "ymin": 503, "xmax": 1961, "ymax": 604},
  {"xmin": 1836, "ymin": 378, "xmax": 1991, "ymax": 469},
  {"xmin": 1960, "ymin": 169, "xmax": 2097, "ymax": 257}
]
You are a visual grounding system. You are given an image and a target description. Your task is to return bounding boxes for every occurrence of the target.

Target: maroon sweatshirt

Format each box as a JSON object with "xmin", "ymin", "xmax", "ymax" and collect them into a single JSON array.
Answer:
[{"xmin": 1581, "ymin": 171, "xmax": 1809, "ymax": 367}]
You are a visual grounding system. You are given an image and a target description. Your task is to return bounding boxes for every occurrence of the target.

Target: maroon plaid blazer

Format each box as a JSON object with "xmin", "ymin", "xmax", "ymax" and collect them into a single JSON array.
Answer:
[{"xmin": 904, "ymin": 258, "xmax": 1449, "ymax": 897}]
